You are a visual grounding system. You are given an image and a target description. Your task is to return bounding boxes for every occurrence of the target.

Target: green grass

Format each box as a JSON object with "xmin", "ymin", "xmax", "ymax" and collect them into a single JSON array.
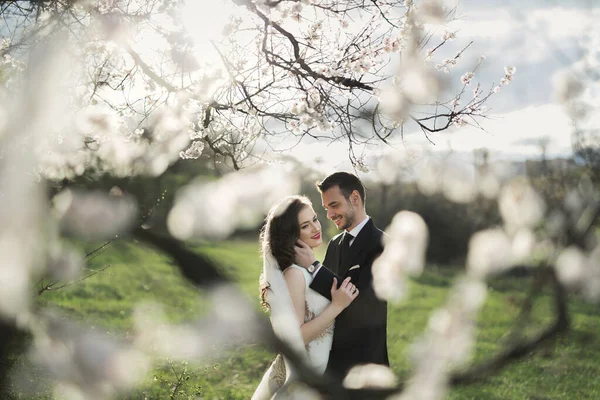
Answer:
[{"xmin": 18, "ymin": 239, "xmax": 600, "ymax": 399}]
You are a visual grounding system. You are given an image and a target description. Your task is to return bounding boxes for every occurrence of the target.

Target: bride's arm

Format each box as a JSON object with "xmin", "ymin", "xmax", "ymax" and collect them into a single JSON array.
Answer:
[{"xmin": 284, "ymin": 268, "xmax": 357, "ymax": 345}]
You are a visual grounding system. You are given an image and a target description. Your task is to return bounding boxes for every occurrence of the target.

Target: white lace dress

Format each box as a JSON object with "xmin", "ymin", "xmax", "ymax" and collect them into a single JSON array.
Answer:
[
  {"xmin": 287, "ymin": 264, "xmax": 334, "ymax": 373},
  {"xmin": 253, "ymin": 262, "xmax": 334, "ymax": 399}
]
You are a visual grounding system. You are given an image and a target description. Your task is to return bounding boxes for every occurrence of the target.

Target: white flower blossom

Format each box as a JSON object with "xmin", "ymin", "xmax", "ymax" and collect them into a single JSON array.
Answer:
[
  {"xmin": 436, "ymin": 58, "xmax": 457, "ymax": 73},
  {"xmin": 461, "ymin": 71, "xmax": 474, "ymax": 85},
  {"xmin": 179, "ymin": 140, "xmax": 205, "ymax": 159},
  {"xmin": 454, "ymin": 117, "xmax": 468, "ymax": 127},
  {"xmin": 441, "ymin": 30, "xmax": 456, "ymax": 41}
]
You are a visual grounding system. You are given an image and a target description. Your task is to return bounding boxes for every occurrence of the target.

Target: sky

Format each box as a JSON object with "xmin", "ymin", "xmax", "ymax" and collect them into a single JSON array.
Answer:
[{"xmin": 284, "ymin": 0, "xmax": 598, "ymax": 173}]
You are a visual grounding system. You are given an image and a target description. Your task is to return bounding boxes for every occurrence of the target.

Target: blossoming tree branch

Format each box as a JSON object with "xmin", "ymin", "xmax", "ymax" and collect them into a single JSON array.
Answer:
[{"xmin": 1, "ymin": 0, "xmax": 514, "ymax": 176}]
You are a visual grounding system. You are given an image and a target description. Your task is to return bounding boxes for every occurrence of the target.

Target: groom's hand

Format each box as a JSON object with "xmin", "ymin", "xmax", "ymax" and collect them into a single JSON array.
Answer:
[{"xmin": 294, "ymin": 239, "xmax": 316, "ymax": 269}]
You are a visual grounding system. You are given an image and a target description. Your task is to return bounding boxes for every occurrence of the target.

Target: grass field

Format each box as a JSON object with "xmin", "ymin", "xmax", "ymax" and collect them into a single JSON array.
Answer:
[{"xmin": 22, "ymin": 239, "xmax": 600, "ymax": 399}]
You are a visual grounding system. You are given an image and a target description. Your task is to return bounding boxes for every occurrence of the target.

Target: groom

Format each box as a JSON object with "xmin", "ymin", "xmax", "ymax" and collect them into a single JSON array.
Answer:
[{"xmin": 295, "ymin": 171, "xmax": 389, "ymax": 381}]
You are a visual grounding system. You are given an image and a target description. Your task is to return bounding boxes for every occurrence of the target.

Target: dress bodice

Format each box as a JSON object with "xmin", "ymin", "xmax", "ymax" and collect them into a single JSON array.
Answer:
[{"xmin": 286, "ymin": 264, "xmax": 333, "ymax": 374}]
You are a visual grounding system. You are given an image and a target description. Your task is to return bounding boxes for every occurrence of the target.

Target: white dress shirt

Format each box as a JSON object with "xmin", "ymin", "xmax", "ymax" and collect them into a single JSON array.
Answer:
[
  {"xmin": 346, "ymin": 215, "xmax": 370, "ymax": 247},
  {"xmin": 313, "ymin": 216, "xmax": 370, "ymax": 276}
]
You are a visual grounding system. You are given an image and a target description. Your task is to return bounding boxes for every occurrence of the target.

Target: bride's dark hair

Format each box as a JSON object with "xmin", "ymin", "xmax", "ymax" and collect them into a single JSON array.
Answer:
[{"xmin": 259, "ymin": 195, "xmax": 312, "ymax": 310}]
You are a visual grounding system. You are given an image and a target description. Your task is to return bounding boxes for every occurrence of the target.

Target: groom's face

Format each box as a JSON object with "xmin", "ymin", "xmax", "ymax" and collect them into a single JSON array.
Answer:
[{"xmin": 321, "ymin": 186, "xmax": 356, "ymax": 231}]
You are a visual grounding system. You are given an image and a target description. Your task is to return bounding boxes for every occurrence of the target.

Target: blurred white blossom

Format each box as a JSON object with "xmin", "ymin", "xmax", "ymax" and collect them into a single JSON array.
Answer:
[
  {"xmin": 133, "ymin": 285, "xmax": 261, "ymax": 360},
  {"xmin": 498, "ymin": 179, "xmax": 546, "ymax": 233},
  {"xmin": 396, "ymin": 278, "xmax": 487, "ymax": 400},
  {"xmin": 555, "ymin": 246, "xmax": 587, "ymax": 289},
  {"xmin": 416, "ymin": 0, "xmax": 446, "ymax": 24},
  {"xmin": 343, "ymin": 364, "xmax": 397, "ymax": 389},
  {"xmin": 511, "ymin": 228, "xmax": 537, "ymax": 264},
  {"xmin": 478, "ymin": 171, "xmax": 501, "ymax": 199},
  {"xmin": 52, "ymin": 189, "xmax": 138, "ymax": 240},
  {"xmin": 0, "ymin": 42, "xmax": 68, "ymax": 319},
  {"xmin": 168, "ymin": 165, "xmax": 300, "ymax": 240},
  {"xmin": 378, "ymin": 86, "xmax": 410, "ymax": 125},
  {"xmin": 47, "ymin": 244, "xmax": 84, "ymax": 282},
  {"xmin": 442, "ymin": 162, "xmax": 477, "ymax": 204},
  {"xmin": 399, "ymin": 61, "xmax": 442, "ymax": 104},
  {"xmin": 582, "ymin": 246, "xmax": 600, "ymax": 302},
  {"xmin": 31, "ymin": 315, "xmax": 151, "ymax": 399},
  {"xmin": 416, "ymin": 157, "xmax": 443, "ymax": 196},
  {"xmin": 552, "ymin": 70, "xmax": 584, "ymax": 104},
  {"xmin": 467, "ymin": 228, "xmax": 513, "ymax": 278},
  {"xmin": 555, "ymin": 245, "xmax": 600, "ymax": 302},
  {"xmin": 373, "ymin": 211, "xmax": 428, "ymax": 303}
]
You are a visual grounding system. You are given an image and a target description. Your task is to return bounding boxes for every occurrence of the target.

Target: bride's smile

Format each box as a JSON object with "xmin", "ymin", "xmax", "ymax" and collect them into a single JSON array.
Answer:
[{"xmin": 298, "ymin": 206, "xmax": 323, "ymax": 248}]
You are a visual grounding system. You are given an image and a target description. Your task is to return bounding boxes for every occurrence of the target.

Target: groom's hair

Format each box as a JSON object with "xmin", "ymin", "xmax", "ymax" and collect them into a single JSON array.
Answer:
[{"xmin": 317, "ymin": 172, "xmax": 366, "ymax": 204}]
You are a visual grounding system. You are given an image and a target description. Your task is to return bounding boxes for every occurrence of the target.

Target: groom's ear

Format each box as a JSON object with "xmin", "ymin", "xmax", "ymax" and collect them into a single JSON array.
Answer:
[{"xmin": 350, "ymin": 190, "xmax": 361, "ymax": 205}]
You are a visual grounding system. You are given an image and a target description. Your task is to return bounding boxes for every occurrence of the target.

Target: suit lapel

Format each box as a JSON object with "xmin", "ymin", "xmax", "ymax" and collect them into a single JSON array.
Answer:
[
  {"xmin": 329, "ymin": 234, "xmax": 343, "ymax": 275},
  {"xmin": 339, "ymin": 219, "xmax": 375, "ymax": 277}
]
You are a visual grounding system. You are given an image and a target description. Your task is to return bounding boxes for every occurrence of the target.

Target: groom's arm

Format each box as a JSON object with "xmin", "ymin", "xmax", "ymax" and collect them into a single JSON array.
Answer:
[
  {"xmin": 294, "ymin": 241, "xmax": 341, "ymax": 301},
  {"xmin": 308, "ymin": 264, "xmax": 341, "ymax": 301}
]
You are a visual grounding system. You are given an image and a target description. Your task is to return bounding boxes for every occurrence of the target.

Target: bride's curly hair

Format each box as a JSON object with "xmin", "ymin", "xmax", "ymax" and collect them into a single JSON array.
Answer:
[{"xmin": 259, "ymin": 195, "xmax": 313, "ymax": 311}]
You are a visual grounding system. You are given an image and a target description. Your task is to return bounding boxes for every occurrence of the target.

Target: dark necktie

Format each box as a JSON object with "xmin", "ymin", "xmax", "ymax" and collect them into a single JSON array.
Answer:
[
  {"xmin": 340, "ymin": 232, "xmax": 354, "ymax": 268},
  {"xmin": 342, "ymin": 232, "xmax": 354, "ymax": 249}
]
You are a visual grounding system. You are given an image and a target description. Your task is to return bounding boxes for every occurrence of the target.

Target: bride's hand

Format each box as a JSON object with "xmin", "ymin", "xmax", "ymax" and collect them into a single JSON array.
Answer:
[{"xmin": 330, "ymin": 277, "xmax": 359, "ymax": 310}]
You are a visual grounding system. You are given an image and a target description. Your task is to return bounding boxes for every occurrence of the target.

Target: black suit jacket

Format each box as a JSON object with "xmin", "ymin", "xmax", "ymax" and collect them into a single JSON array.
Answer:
[{"xmin": 309, "ymin": 218, "xmax": 389, "ymax": 380}]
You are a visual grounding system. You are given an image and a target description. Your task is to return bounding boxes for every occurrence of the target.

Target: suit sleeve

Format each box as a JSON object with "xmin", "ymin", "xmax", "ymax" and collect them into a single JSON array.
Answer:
[
  {"xmin": 308, "ymin": 267, "xmax": 341, "ymax": 301},
  {"xmin": 308, "ymin": 241, "xmax": 341, "ymax": 301}
]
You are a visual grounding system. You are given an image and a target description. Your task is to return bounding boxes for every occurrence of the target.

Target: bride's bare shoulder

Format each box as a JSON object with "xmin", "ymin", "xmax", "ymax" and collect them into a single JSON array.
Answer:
[{"xmin": 282, "ymin": 266, "xmax": 306, "ymax": 286}]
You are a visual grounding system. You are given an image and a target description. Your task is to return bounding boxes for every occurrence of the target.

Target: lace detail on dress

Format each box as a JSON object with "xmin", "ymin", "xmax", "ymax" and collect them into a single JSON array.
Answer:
[
  {"xmin": 304, "ymin": 301, "xmax": 334, "ymax": 342},
  {"xmin": 315, "ymin": 321, "xmax": 334, "ymax": 341},
  {"xmin": 270, "ymin": 354, "xmax": 286, "ymax": 387},
  {"xmin": 304, "ymin": 301, "xmax": 315, "ymax": 323}
]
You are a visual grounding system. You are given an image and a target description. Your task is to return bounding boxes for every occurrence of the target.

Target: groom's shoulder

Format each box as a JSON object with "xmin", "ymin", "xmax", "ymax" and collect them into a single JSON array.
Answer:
[
  {"xmin": 329, "ymin": 232, "xmax": 344, "ymax": 244},
  {"xmin": 369, "ymin": 222, "xmax": 385, "ymax": 249},
  {"xmin": 369, "ymin": 220, "xmax": 384, "ymax": 238}
]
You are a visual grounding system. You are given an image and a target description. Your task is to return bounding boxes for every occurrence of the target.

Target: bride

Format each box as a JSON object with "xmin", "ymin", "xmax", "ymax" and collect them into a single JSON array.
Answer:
[{"xmin": 253, "ymin": 195, "xmax": 358, "ymax": 399}]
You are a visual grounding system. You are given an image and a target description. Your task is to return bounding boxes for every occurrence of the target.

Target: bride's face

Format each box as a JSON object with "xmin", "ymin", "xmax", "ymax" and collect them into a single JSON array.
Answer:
[{"xmin": 297, "ymin": 205, "xmax": 322, "ymax": 249}]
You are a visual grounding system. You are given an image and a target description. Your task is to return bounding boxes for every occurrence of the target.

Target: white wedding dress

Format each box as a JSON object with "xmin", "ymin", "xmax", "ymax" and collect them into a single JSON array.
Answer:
[{"xmin": 253, "ymin": 255, "xmax": 334, "ymax": 400}]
